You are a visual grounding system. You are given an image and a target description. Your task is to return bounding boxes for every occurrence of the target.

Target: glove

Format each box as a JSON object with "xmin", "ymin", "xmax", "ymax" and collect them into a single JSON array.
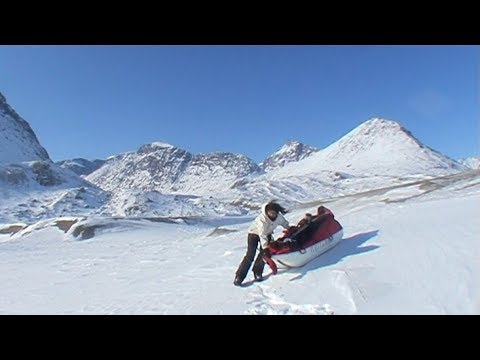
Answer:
[{"xmin": 262, "ymin": 248, "xmax": 271, "ymax": 258}]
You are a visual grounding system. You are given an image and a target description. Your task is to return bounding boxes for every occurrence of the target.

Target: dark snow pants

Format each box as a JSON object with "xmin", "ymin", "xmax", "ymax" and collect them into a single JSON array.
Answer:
[{"xmin": 235, "ymin": 233, "xmax": 265, "ymax": 282}]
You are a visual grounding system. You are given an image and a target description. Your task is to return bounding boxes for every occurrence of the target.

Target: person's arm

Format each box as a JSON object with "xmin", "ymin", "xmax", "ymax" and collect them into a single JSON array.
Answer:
[
  {"xmin": 259, "ymin": 236, "xmax": 271, "ymax": 249},
  {"xmin": 259, "ymin": 226, "xmax": 272, "ymax": 249},
  {"xmin": 280, "ymin": 214, "xmax": 290, "ymax": 229}
]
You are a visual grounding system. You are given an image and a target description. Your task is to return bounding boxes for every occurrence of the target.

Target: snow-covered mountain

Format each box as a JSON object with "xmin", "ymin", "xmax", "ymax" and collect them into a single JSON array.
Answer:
[
  {"xmin": 271, "ymin": 118, "xmax": 466, "ymax": 179},
  {"xmin": 0, "ymin": 92, "xmax": 95, "ymax": 193},
  {"xmin": 459, "ymin": 156, "xmax": 479, "ymax": 170},
  {"xmin": 222, "ymin": 118, "xmax": 468, "ymax": 210},
  {"xmin": 0, "ymin": 102, "xmax": 254, "ymax": 222},
  {"xmin": 57, "ymin": 158, "xmax": 106, "ymax": 176},
  {"xmin": 0, "ymin": 92, "xmax": 108, "ymax": 223},
  {"xmin": 260, "ymin": 141, "xmax": 319, "ymax": 171},
  {"xmin": 1, "ymin": 106, "xmax": 470, "ymax": 223},
  {"xmin": 0, "ymin": 92, "xmax": 50, "ymax": 164},
  {"xmin": 87, "ymin": 142, "xmax": 263, "ymax": 196}
]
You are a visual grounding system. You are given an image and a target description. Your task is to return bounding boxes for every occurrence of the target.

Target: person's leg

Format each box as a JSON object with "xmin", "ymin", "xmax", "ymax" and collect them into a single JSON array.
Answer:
[
  {"xmin": 252, "ymin": 248, "xmax": 266, "ymax": 280},
  {"xmin": 234, "ymin": 234, "xmax": 259, "ymax": 285}
]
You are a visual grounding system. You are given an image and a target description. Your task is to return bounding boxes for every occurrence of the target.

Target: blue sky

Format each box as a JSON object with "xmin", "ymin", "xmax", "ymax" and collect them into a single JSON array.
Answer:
[{"xmin": 0, "ymin": 45, "xmax": 477, "ymax": 163}]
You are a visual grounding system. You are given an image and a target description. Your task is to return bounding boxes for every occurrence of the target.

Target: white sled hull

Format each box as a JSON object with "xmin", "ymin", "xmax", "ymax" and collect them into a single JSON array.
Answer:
[{"xmin": 271, "ymin": 228, "xmax": 344, "ymax": 268}]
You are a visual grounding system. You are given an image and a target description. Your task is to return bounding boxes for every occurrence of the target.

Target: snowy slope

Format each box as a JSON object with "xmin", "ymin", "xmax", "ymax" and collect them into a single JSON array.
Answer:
[
  {"xmin": 0, "ymin": 170, "xmax": 478, "ymax": 314},
  {"xmin": 0, "ymin": 92, "xmax": 50, "ymax": 164},
  {"xmin": 260, "ymin": 141, "xmax": 319, "ymax": 171}
]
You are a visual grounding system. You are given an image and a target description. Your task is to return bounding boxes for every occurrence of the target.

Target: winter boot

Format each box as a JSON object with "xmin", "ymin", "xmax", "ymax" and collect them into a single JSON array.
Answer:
[
  {"xmin": 254, "ymin": 273, "xmax": 264, "ymax": 282},
  {"xmin": 234, "ymin": 276, "xmax": 243, "ymax": 286}
]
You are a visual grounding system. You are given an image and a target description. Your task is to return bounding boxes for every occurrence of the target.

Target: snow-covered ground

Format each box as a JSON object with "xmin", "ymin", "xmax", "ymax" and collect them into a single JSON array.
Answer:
[{"xmin": 1, "ymin": 170, "xmax": 478, "ymax": 314}]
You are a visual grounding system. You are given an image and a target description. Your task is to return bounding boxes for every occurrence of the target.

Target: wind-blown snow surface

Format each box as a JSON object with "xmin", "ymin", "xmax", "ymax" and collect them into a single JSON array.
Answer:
[{"xmin": 1, "ymin": 170, "xmax": 478, "ymax": 314}]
